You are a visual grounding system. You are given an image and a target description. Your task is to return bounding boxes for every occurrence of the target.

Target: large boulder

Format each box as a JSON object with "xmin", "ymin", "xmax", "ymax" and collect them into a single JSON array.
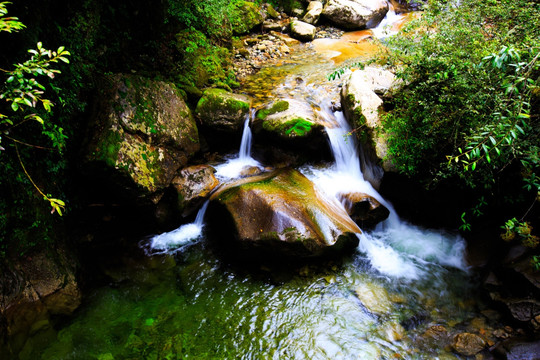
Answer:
[
  {"xmin": 290, "ymin": 19, "xmax": 316, "ymax": 42},
  {"xmin": 195, "ymin": 88, "xmax": 251, "ymax": 133},
  {"xmin": 85, "ymin": 74, "xmax": 200, "ymax": 198},
  {"xmin": 302, "ymin": 1, "xmax": 323, "ymax": 25},
  {"xmin": 207, "ymin": 168, "xmax": 361, "ymax": 258},
  {"xmin": 229, "ymin": 1, "xmax": 264, "ymax": 35},
  {"xmin": 341, "ymin": 67, "xmax": 398, "ymax": 173},
  {"xmin": 322, "ymin": 0, "xmax": 388, "ymax": 30}
]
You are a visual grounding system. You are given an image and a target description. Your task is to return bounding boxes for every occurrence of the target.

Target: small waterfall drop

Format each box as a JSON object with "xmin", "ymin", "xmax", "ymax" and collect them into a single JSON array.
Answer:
[
  {"xmin": 372, "ymin": 2, "xmax": 402, "ymax": 39},
  {"xmin": 149, "ymin": 109, "xmax": 260, "ymax": 253},
  {"xmin": 214, "ymin": 110, "xmax": 262, "ymax": 180},
  {"xmin": 149, "ymin": 200, "xmax": 209, "ymax": 253}
]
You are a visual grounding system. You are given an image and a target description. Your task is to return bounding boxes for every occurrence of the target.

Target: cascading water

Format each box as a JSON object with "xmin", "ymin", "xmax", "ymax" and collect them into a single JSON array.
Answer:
[
  {"xmin": 31, "ymin": 6, "xmax": 495, "ymax": 360},
  {"xmin": 148, "ymin": 111, "xmax": 260, "ymax": 253}
]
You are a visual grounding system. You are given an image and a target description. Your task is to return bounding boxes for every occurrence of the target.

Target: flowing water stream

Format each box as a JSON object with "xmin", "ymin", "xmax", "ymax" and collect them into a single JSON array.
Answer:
[{"xmin": 22, "ymin": 6, "xmax": 501, "ymax": 360}]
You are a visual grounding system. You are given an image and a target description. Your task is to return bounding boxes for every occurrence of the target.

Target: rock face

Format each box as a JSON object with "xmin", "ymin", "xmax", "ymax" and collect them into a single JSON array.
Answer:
[
  {"xmin": 341, "ymin": 67, "xmax": 398, "ymax": 173},
  {"xmin": 338, "ymin": 192, "xmax": 389, "ymax": 228},
  {"xmin": 85, "ymin": 74, "xmax": 200, "ymax": 197},
  {"xmin": 196, "ymin": 88, "xmax": 251, "ymax": 133},
  {"xmin": 290, "ymin": 19, "xmax": 316, "ymax": 42},
  {"xmin": 322, "ymin": 0, "xmax": 388, "ymax": 30},
  {"xmin": 302, "ymin": 1, "xmax": 323, "ymax": 25},
  {"xmin": 207, "ymin": 168, "xmax": 361, "ymax": 258},
  {"xmin": 0, "ymin": 248, "xmax": 81, "ymax": 354},
  {"xmin": 229, "ymin": 0, "xmax": 264, "ymax": 35},
  {"xmin": 171, "ymin": 165, "xmax": 220, "ymax": 216}
]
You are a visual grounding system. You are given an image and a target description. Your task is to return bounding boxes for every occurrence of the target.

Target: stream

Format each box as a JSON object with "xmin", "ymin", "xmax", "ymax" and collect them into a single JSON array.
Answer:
[{"xmin": 20, "ymin": 6, "xmax": 501, "ymax": 360}]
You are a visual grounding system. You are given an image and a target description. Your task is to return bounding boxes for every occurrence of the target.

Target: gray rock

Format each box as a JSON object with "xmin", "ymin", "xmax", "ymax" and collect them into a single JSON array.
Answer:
[
  {"xmin": 302, "ymin": 1, "xmax": 323, "ymax": 25},
  {"xmin": 322, "ymin": 0, "xmax": 388, "ymax": 30},
  {"xmin": 290, "ymin": 19, "xmax": 316, "ymax": 42}
]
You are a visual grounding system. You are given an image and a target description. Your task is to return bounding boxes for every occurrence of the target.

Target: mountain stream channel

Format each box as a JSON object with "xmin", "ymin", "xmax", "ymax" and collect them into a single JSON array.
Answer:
[{"xmin": 20, "ymin": 6, "xmax": 508, "ymax": 360}]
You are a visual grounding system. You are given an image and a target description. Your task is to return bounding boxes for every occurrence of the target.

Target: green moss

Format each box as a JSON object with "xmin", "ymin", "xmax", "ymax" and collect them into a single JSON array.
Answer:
[
  {"xmin": 256, "ymin": 100, "xmax": 289, "ymax": 120},
  {"xmin": 94, "ymin": 129, "xmax": 123, "ymax": 167},
  {"xmin": 228, "ymin": 1, "xmax": 264, "ymax": 36},
  {"xmin": 263, "ymin": 117, "xmax": 313, "ymax": 137}
]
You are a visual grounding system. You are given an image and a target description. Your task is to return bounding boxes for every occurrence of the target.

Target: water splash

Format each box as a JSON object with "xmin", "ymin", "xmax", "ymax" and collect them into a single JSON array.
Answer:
[{"xmin": 149, "ymin": 201, "xmax": 209, "ymax": 253}]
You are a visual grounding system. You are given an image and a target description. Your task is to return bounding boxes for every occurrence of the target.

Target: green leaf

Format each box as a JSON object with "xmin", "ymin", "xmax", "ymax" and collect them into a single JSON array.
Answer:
[{"xmin": 11, "ymin": 102, "xmax": 18, "ymax": 111}]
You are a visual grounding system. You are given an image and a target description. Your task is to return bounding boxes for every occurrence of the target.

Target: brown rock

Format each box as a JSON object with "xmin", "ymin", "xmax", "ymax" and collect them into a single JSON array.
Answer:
[
  {"xmin": 208, "ymin": 168, "xmax": 361, "ymax": 258},
  {"xmin": 171, "ymin": 165, "xmax": 219, "ymax": 216},
  {"xmin": 338, "ymin": 192, "xmax": 389, "ymax": 228},
  {"xmin": 452, "ymin": 333, "xmax": 487, "ymax": 356}
]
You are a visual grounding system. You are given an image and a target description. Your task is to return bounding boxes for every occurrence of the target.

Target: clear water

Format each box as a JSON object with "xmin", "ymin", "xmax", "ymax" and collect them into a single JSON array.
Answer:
[{"xmin": 16, "ymin": 6, "xmax": 492, "ymax": 360}]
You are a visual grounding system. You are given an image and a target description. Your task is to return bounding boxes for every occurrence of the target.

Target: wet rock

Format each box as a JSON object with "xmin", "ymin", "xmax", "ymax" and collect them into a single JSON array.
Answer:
[
  {"xmin": 341, "ymin": 68, "xmax": 396, "ymax": 172},
  {"xmin": 322, "ymin": 0, "xmax": 388, "ymax": 30},
  {"xmin": 171, "ymin": 165, "xmax": 219, "ymax": 216},
  {"xmin": 229, "ymin": 1, "xmax": 264, "ymax": 35},
  {"xmin": 423, "ymin": 325, "xmax": 448, "ymax": 341},
  {"xmin": 284, "ymin": 0, "xmax": 306, "ymax": 17},
  {"xmin": 207, "ymin": 168, "xmax": 361, "ymax": 258},
  {"xmin": 264, "ymin": 3, "xmax": 280, "ymax": 19},
  {"xmin": 493, "ymin": 338, "xmax": 540, "ymax": 360},
  {"xmin": 290, "ymin": 19, "xmax": 316, "ymax": 42},
  {"xmin": 338, "ymin": 192, "xmax": 389, "ymax": 228},
  {"xmin": 302, "ymin": 1, "xmax": 323, "ymax": 25},
  {"xmin": 85, "ymin": 74, "xmax": 200, "ymax": 197},
  {"xmin": 195, "ymin": 88, "xmax": 251, "ymax": 133},
  {"xmin": 452, "ymin": 332, "xmax": 486, "ymax": 357},
  {"xmin": 0, "ymin": 247, "xmax": 81, "ymax": 354}
]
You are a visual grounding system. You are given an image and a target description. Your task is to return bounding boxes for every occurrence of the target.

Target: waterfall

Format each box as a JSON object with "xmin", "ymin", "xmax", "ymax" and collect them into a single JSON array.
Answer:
[
  {"xmin": 372, "ymin": 2, "xmax": 404, "ymax": 39},
  {"xmin": 149, "ymin": 200, "xmax": 209, "ymax": 253},
  {"xmin": 149, "ymin": 109, "xmax": 260, "ymax": 253},
  {"xmin": 303, "ymin": 94, "xmax": 467, "ymax": 279},
  {"xmin": 214, "ymin": 111, "xmax": 262, "ymax": 180}
]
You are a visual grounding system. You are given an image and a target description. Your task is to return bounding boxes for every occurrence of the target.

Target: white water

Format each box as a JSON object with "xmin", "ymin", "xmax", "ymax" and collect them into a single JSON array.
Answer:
[
  {"xmin": 301, "ymin": 91, "xmax": 468, "ymax": 280},
  {"xmin": 372, "ymin": 3, "xmax": 402, "ymax": 39},
  {"xmin": 214, "ymin": 111, "xmax": 263, "ymax": 181},
  {"xmin": 150, "ymin": 200, "xmax": 209, "ymax": 253},
  {"xmin": 149, "ymin": 112, "xmax": 261, "ymax": 252}
]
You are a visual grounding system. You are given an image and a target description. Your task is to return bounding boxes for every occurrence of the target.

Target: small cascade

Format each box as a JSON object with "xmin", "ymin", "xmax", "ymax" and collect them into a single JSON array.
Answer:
[
  {"xmin": 149, "ymin": 200, "xmax": 209, "ymax": 253},
  {"xmin": 214, "ymin": 110, "xmax": 262, "ymax": 180},
  {"xmin": 149, "ymin": 109, "xmax": 261, "ymax": 253},
  {"xmin": 372, "ymin": 2, "xmax": 407, "ymax": 39}
]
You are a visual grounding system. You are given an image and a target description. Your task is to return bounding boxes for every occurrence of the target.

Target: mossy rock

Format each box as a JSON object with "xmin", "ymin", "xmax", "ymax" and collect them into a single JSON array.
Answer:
[
  {"xmin": 207, "ymin": 168, "xmax": 360, "ymax": 258},
  {"xmin": 229, "ymin": 1, "xmax": 264, "ymax": 36},
  {"xmin": 85, "ymin": 74, "xmax": 200, "ymax": 196},
  {"xmin": 255, "ymin": 99, "xmax": 321, "ymax": 139},
  {"xmin": 175, "ymin": 30, "xmax": 238, "ymax": 90},
  {"xmin": 196, "ymin": 88, "xmax": 251, "ymax": 132}
]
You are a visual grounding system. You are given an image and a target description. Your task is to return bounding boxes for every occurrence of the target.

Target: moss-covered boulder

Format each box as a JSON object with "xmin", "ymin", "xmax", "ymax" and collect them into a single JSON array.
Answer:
[
  {"xmin": 196, "ymin": 88, "xmax": 251, "ymax": 133},
  {"xmin": 85, "ymin": 74, "xmax": 200, "ymax": 198},
  {"xmin": 175, "ymin": 30, "xmax": 237, "ymax": 90},
  {"xmin": 341, "ymin": 68, "xmax": 397, "ymax": 173},
  {"xmin": 229, "ymin": 1, "xmax": 264, "ymax": 35},
  {"xmin": 207, "ymin": 168, "xmax": 361, "ymax": 258},
  {"xmin": 171, "ymin": 165, "xmax": 220, "ymax": 216},
  {"xmin": 253, "ymin": 98, "xmax": 330, "ymax": 162}
]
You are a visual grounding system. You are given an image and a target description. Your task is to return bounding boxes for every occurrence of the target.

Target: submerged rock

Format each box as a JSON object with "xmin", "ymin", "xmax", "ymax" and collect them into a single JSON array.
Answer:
[
  {"xmin": 207, "ymin": 168, "xmax": 360, "ymax": 258},
  {"xmin": 196, "ymin": 88, "xmax": 251, "ymax": 133},
  {"xmin": 290, "ymin": 19, "xmax": 316, "ymax": 42},
  {"xmin": 452, "ymin": 332, "xmax": 486, "ymax": 356},
  {"xmin": 322, "ymin": 0, "xmax": 388, "ymax": 30},
  {"xmin": 85, "ymin": 74, "xmax": 200, "ymax": 197},
  {"xmin": 338, "ymin": 192, "xmax": 389, "ymax": 228}
]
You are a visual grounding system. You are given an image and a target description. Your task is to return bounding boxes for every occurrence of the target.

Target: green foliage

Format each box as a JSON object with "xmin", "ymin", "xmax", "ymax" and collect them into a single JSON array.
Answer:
[
  {"xmin": 327, "ymin": 61, "xmax": 365, "ymax": 81},
  {"xmin": 379, "ymin": 0, "xmax": 540, "ymax": 267},
  {"xmin": 0, "ymin": 3, "xmax": 70, "ymax": 215}
]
